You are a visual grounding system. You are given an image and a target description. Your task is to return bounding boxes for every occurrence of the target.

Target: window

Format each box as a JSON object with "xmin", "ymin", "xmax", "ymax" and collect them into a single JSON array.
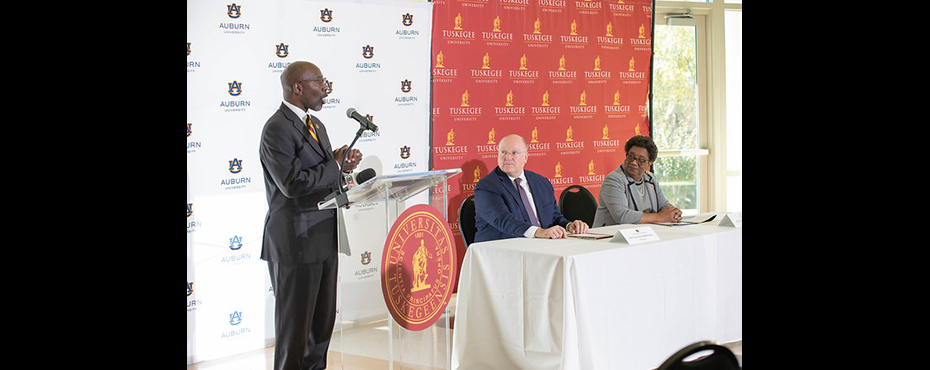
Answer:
[
  {"xmin": 652, "ymin": 9, "xmax": 702, "ymax": 214},
  {"xmin": 725, "ymin": 8, "xmax": 742, "ymax": 213},
  {"xmin": 652, "ymin": 0, "xmax": 741, "ymax": 214}
]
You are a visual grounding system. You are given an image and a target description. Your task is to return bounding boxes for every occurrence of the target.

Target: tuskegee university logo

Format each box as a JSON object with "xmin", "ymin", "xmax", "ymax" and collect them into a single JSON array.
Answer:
[{"xmin": 381, "ymin": 204, "xmax": 456, "ymax": 331}]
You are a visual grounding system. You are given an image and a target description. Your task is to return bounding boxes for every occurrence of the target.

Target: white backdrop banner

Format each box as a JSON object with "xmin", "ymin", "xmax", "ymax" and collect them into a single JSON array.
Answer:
[{"xmin": 187, "ymin": 0, "xmax": 433, "ymax": 364}]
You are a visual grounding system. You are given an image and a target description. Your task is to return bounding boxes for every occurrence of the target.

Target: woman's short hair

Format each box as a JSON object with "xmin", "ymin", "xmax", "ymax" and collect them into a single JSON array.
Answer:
[{"xmin": 624, "ymin": 135, "xmax": 658, "ymax": 162}]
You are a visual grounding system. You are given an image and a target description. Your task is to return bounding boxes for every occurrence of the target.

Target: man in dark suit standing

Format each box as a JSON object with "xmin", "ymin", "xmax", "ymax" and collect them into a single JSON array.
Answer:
[
  {"xmin": 259, "ymin": 61, "xmax": 362, "ymax": 370},
  {"xmin": 474, "ymin": 134, "xmax": 588, "ymax": 242}
]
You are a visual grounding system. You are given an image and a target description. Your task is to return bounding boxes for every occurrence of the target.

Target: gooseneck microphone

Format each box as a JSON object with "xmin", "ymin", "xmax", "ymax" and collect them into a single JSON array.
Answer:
[{"xmin": 346, "ymin": 108, "xmax": 379, "ymax": 132}]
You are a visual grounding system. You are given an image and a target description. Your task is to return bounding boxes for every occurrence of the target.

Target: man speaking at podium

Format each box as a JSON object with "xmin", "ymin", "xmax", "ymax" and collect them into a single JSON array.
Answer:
[{"xmin": 259, "ymin": 61, "xmax": 362, "ymax": 370}]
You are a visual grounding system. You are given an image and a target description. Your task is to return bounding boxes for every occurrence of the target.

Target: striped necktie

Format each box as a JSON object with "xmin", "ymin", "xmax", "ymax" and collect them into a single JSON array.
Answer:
[{"xmin": 306, "ymin": 115, "xmax": 319, "ymax": 142}]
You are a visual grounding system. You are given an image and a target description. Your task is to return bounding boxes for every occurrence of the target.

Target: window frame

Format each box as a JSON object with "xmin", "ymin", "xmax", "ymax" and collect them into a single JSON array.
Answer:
[{"xmin": 653, "ymin": 0, "xmax": 741, "ymax": 213}]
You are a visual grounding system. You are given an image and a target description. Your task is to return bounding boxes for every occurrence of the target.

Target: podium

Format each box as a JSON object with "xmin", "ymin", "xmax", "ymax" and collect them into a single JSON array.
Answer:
[{"xmin": 320, "ymin": 168, "xmax": 462, "ymax": 370}]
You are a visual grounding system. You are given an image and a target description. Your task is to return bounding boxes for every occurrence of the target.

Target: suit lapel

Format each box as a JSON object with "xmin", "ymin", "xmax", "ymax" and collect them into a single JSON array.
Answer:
[
  {"xmin": 280, "ymin": 104, "xmax": 326, "ymax": 158},
  {"xmin": 309, "ymin": 115, "xmax": 333, "ymax": 160},
  {"xmin": 497, "ymin": 168, "xmax": 529, "ymax": 223}
]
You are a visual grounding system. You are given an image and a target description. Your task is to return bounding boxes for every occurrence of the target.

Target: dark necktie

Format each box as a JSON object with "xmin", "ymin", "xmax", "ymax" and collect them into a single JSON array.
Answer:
[
  {"xmin": 514, "ymin": 178, "xmax": 540, "ymax": 227},
  {"xmin": 306, "ymin": 115, "xmax": 319, "ymax": 142}
]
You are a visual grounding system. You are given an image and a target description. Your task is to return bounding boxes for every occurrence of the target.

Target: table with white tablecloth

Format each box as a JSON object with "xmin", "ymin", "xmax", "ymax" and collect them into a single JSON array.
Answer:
[{"xmin": 451, "ymin": 214, "xmax": 742, "ymax": 369}]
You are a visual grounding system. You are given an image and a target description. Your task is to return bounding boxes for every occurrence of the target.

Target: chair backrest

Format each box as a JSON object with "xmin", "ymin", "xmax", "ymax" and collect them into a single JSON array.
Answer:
[
  {"xmin": 558, "ymin": 185, "xmax": 598, "ymax": 226},
  {"xmin": 656, "ymin": 341, "xmax": 740, "ymax": 370},
  {"xmin": 458, "ymin": 194, "xmax": 477, "ymax": 248}
]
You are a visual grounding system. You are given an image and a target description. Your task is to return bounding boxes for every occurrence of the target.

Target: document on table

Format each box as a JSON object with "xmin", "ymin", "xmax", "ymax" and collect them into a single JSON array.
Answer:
[
  {"xmin": 656, "ymin": 213, "xmax": 717, "ymax": 226},
  {"xmin": 568, "ymin": 232, "xmax": 613, "ymax": 240}
]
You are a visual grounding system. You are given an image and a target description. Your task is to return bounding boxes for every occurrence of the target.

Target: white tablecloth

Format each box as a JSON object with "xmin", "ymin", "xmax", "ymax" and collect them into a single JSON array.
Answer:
[{"xmin": 451, "ymin": 214, "xmax": 742, "ymax": 369}]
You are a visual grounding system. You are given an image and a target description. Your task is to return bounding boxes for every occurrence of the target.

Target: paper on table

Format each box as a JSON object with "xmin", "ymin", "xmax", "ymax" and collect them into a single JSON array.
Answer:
[
  {"xmin": 655, "ymin": 213, "xmax": 717, "ymax": 226},
  {"xmin": 567, "ymin": 232, "xmax": 613, "ymax": 240}
]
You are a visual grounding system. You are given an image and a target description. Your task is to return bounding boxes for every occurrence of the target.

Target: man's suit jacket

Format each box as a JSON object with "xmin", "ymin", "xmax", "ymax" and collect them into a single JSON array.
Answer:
[
  {"xmin": 473, "ymin": 166, "xmax": 569, "ymax": 243},
  {"xmin": 259, "ymin": 103, "xmax": 343, "ymax": 264}
]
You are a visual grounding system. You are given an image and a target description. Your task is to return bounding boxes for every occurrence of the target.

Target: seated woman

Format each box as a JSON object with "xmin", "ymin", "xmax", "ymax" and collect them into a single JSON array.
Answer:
[{"xmin": 592, "ymin": 135, "xmax": 682, "ymax": 226}]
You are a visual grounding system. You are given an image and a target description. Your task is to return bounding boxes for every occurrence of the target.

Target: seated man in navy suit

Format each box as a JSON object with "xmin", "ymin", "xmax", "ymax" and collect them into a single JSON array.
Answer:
[{"xmin": 474, "ymin": 134, "xmax": 589, "ymax": 242}]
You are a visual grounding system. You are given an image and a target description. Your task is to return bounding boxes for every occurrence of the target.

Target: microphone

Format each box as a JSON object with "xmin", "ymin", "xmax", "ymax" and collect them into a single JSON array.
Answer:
[
  {"xmin": 356, "ymin": 168, "xmax": 376, "ymax": 185},
  {"xmin": 346, "ymin": 108, "xmax": 379, "ymax": 132}
]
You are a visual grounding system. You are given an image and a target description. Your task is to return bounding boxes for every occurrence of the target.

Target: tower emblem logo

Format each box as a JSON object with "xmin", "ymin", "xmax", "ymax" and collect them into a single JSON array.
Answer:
[{"xmin": 381, "ymin": 204, "xmax": 457, "ymax": 331}]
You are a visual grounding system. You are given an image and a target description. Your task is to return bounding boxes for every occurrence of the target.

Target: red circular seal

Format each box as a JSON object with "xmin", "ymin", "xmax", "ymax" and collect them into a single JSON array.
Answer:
[{"xmin": 381, "ymin": 204, "xmax": 457, "ymax": 331}]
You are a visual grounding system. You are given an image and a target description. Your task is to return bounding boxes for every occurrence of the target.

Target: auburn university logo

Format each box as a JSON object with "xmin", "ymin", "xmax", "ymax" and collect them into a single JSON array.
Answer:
[
  {"xmin": 381, "ymin": 204, "xmax": 456, "ymax": 331},
  {"xmin": 362, "ymin": 45, "xmax": 374, "ymax": 59},
  {"xmin": 275, "ymin": 43, "xmax": 289, "ymax": 58},
  {"xmin": 229, "ymin": 311, "xmax": 242, "ymax": 326},
  {"xmin": 187, "ymin": 42, "xmax": 191, "ymax": 56},
  {"xmin": 400, "ymin": 145, "xmax": 411, "ymax": 159},
  {"xmin": 227, "ymin": 3, "xmax": 242, "ymax": 19},
  {"xmin": 228, "ymin": 158, "xmax": 243, "ymax": 174},
  {"xmin": 323, "ymin": 79, "xmax": 333, "ymax": 95},
  {"xmin": 400, "ymin": 79, "xmax": 412, "ymax": 93},
  {"xmin": 402, "ymin": 13, "xmax": 414, "ymax": 27},
  {"xmin": 361, "ymin": 251, "xmax": 372, "ymax": 265},
  {"xmin": 320, "ymin": 8, "xmax": 333, "ymax": 23},
  {"xmin": 228, "ymin": 81, "xmax": 242, "ymax": 96}
]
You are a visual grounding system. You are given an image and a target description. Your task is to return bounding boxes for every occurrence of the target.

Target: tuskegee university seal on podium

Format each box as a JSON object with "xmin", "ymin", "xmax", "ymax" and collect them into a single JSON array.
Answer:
[{"xmin": 381, "ymin": 204, "xmax": 457, "ymax": 331}]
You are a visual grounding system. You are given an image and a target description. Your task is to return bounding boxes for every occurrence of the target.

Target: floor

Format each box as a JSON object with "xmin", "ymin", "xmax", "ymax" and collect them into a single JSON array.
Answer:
[
  {"xmin": 187, "ymin": 321, "xmax": 741, "ymax": 370},
  {"xmin": 189, "ymin": 293, "xmax": 742, "ymax": 369}
]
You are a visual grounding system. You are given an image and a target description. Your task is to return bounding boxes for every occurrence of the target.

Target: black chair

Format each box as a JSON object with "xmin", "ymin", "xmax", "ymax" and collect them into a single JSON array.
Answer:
[
  {"xmin": 656, "ymin": 341, "xmax": 740, "ymax": 370},
  {"xmin": 558, "ymin": 185, "xmax": 598, "ymax": 226},
  {"xmin": 458, "ymin": 195, "xmax": 477, "ymax": 248}
]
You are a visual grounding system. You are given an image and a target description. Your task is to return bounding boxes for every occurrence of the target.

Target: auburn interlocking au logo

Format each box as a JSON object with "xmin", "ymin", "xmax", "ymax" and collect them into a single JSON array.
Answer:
[
  {"xmin": 227, "ymin": 3, "xmax": 242, "ymax": 19},
  {"xmin": 228, "ymin": 158, "xmax": 243, "ymax": 174},
  {"xmin": 381, "ymin": 204, "xmax": 456, "ymax": 331},
  {"xmin": 402, "ymin": 13, "xmax": 414, "ymax": 27},
  {"xmin": 400, "ymin": 145, "xmax": 411, "ymax": 159},
  {"xmin": 361, "ymin": 251, "xmax": 372, "ymax": 265},
  {"xmin": 228, "ymin": 81, "xmax": 242, "ymax": 96},
  {"xmin": 362, "ymin": 45, "xmax": 374, "ymax": 59},
  {"xmin": 275, "ymin": 43, "xmax": 289, "ymax": 58},
  {"xmin": 320, "ymin": 8, "xmax": 333, "ymax": 23},
  {"xmin": 229, "ymin": 311, "xmax": 242, "ymax": 325},
  {"xmin": 400, "ymin": 79, "xmax": 412, "ymax": 93}
]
